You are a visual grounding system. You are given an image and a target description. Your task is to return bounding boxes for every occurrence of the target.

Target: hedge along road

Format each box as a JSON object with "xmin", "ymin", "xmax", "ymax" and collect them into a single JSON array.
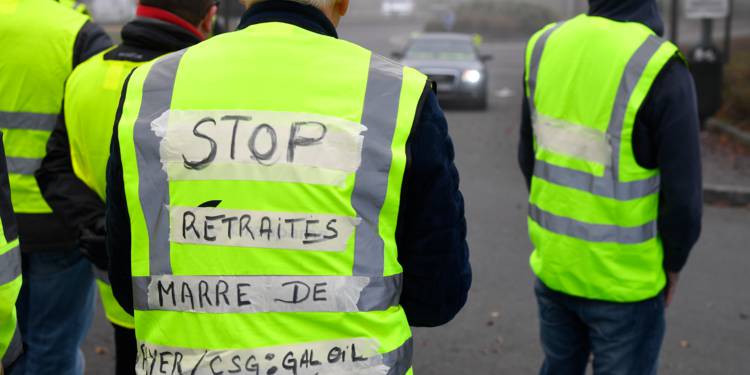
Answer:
[{"xmin": 82, "ymin": 12, "xmax": 750, "ymax": 375}]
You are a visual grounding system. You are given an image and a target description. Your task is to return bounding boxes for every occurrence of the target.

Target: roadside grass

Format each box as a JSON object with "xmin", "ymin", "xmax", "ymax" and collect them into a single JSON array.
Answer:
[
  {"xmin": 717, "ymin": 37, "xmax": 750, "ymax": 132},
  {"xmin": 704, "ymin": 37, "xmax": 750, "ymax": 173}
]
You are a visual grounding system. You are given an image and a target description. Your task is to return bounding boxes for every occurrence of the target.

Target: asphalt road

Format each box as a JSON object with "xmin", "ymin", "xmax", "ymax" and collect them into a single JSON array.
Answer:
[{"xmin": 83, "ymin": 15, "xmax": 750, "ymax": 375}]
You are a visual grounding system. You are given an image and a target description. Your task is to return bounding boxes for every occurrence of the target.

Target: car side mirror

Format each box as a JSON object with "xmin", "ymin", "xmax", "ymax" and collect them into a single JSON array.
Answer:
[
  {"xmin": 480, "ymin": 54, "xmax": 493, "ymax": 62},
  {"xmin": 391, "ymin": 51, "xmax": 405, "ymax": 60}
]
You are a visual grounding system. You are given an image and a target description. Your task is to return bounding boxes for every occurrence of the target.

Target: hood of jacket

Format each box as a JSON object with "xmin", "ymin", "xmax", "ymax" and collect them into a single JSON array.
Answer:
[
  {"xmin": 102, "ymin": 17, "xmax": 201, "ymax": 63},
  {"xmin": 588, "ymin": 0, "xmax": 665, "ymax": 36}
]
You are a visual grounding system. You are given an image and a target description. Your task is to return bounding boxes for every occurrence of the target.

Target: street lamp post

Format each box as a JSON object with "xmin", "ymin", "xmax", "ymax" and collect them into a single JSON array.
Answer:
[
  {"xmin": 724, "ymin": 0, "xmax": 733, "ymax": 63},
  {"xmin": 670, "ymin": 0, "xmax": 680, "ymax": 43}
]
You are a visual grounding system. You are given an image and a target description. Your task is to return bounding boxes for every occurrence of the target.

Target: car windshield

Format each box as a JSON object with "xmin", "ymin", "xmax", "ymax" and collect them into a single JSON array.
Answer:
[{"xmin": 405, "ymin": 39, "xmax": 476, "ymax": 61}]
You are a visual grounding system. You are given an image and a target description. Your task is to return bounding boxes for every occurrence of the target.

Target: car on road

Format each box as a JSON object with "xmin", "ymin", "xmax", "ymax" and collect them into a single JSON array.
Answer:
[
  {"xmin": 381, "ymin": 0, "xmax": 415, "ymax": 18},
  {"xmin": 394, "ymin": 33, "xmax": 492, "ymax": 109}
]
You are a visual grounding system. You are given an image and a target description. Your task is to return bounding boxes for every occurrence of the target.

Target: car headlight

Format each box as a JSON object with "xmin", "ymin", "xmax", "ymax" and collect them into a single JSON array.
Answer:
[{"xmin": 462, "ymin": 69, "xmax": 482, "ymax": 84}]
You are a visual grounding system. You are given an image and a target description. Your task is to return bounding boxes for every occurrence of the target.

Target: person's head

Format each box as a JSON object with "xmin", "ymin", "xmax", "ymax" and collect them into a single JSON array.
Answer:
[
  {"xmin": 588, "ymin": 0, "xmax": 664, "ymax": 36},
  {"xmin": 139, "ymin": 0, "xmax": 219, "ymax": 37},
  {"xmin": 239, "ymin": 0, "xmax": 350, "ymax": 26}
]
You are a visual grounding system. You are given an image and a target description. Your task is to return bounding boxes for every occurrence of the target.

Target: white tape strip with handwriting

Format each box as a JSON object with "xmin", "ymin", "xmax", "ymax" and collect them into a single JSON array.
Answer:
[
  {"xmin": 146, "ymin": 275, "xmax": 370, "ymax": 313},
  {"xmin": 171, "ymin": 206, "xmax": 360, "ymax": 252},
  {"xmin": 533, "ymin": 113, "xmax": 612, "ymax": 166},
  {"xmin": 154, "ymin": 110, "xmax": 366, "ymax": 185},
  {"xmin": 136, "ymin": 338, "xmax": 388, "ymax": 375}
]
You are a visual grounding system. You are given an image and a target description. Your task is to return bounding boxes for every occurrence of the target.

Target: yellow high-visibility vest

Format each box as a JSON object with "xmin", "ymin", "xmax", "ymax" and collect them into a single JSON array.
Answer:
[
  {"xmin": 0, "ymin": 0, "xmax": 88, "ymax": 214},
  {"xmin": 118, "ymin": 22, "xmax": 426, "ymax": 374},
  {"xmin": 65, "ymin": 47, "xmax": 157, "ymax": 329},
  {"xmin": 525, "ymin": 15, "xmax": 681, "ymax": 302}
]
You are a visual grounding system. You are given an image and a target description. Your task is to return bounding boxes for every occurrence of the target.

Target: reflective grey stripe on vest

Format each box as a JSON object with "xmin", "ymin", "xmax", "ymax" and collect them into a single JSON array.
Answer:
[
  {"xmin": 93, "ymin": 266, "xmax": 110, "ymax": 285},
  {"xmin": 529, "ymin": 204, "xmax": 657, "ymax": 244},
  {"xmin": 528, "ymin": 31, "xmax": 665, "ymax": 205},
  {"xmin": 0, "ymin": 245, "xmax": 21, "ymax": 285},
  {"xmin": 352, "ymin": 54, "xmax": 404, "ymax": 277},
  {"xmin": 131, "ymin": 273, "xmax": 402, "ymax": 313},
  {"xmin": 534, "ymin": 160, "xmax": 660, "ymax": 201},
  {"xmin": 133, "ymin": 50, "xmax": 187, "ymax": 275},
  {"xmin": 0, "ymin": 111, "xmax": 57, "ymax": 132},
  {"xmin": 607, "ymin": 35, "xmax": 665, "ymax": 176},
  {"xmin": 526, "ymin": 22, "xmax": 564, "ymax": 114},
  {"xmin": 384, "ymin": 337, "xmax": 413, "ymax": 375},
  {"xmin": 1, "ymin": 324, "xmax": 23, "ymax": 368},
  {"xmin": 134, "ymin": 52, "xmax": 406, "ymax": 278},
  {"xmin": 6, "ymin": 157, "xmax": 42, "ymax": 176}
]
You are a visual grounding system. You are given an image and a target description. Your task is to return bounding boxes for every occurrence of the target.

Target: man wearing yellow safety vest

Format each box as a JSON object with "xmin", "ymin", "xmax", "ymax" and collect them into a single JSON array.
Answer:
[
  {"xmin": 519, "ymin": 0, "xmax": 703, "ymax": 373},
  {"xmin": 36, "ymin": 1, "xmax": 218, "ymax": 374},
  {"xmin": 0, "ymin": 1, "xmax": 112, "ymax": 374},
  {"xmin": 106, "ymin": 0, "xmax": 472, "ymax": 373},
  {"xmin": 0, "ymin": 134, "xmax": 22, "ymax": 374}
]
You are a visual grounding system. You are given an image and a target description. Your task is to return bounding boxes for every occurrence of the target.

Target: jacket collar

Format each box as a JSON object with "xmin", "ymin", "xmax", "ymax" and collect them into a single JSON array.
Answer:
[
  {"xmin": 237, "ymin": 0, "xmax": 338, "ymax": 38},
  {"xmin": 106, "ymin": 17, "xmax": 201, "ymax": 62},
  {"xmin": 136, "ymin": 5, "xmax": 205, "ymax": 41}
]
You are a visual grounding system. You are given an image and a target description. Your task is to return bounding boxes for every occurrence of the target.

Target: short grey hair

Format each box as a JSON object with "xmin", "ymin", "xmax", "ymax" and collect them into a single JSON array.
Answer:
[{"xmin": 241, "ymin": 0, "xmax": 337, "ymax": 9}]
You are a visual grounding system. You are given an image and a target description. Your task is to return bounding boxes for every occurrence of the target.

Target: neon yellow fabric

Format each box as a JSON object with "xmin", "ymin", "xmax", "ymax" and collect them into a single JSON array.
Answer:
[
  {"xmin": 119, "ymin": 22, "xmax": 424, "ymax": 370},
  {"xmin": 66, "ymin": 50, "xmax": 150, "ymax": 328},
  {"xmin": 0, "ymin": 238, "xmax": 21, "ymax": 366},
  {"xmin": 0, "ymin": 277, "xmax": 21, "ymax": 365},
  {"xmin": 0, "ymin": 201, "xmax": 20, "ymax": 364},
  {"xmin": 0, "ymin": 0, "xmax": 88, "ymax": 213},
  {"xmin": 67, "ymin": 50, "xmax": 141, "ymax": 201},
  {"xmin": 0, "ymin": 278, "xmax": 21, "ymax": 367},
  {"xmin": 95, "ymin": 279, "xmax": 134, "ymax": 329},
  {"xmin": 526, "ymin": 15, "xmax": 679, "ymax": 302}
]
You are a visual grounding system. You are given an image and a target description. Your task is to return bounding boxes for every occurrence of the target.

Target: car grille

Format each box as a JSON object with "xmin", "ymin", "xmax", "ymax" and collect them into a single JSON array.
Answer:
[{"xmin": 429, "ymin": 74, "xmax": 457, "ymax": 86}]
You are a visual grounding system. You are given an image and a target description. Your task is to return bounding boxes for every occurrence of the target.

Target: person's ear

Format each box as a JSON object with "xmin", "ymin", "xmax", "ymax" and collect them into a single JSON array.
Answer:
[
  {"xmin": 328, "ymin": 0, "xmax": 348, "ymax": 26},
  {"xmin": 335, "ymin": 0, "xmax": 349, "ymax": 18},
  {"xmin": 199, "ymin": 3, "xmax": 219, "ymax": 38}
]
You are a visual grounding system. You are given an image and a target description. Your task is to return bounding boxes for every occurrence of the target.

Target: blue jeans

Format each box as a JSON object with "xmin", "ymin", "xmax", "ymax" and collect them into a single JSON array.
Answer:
[
  {"xmin": 535, "ymin": 279, "xmax": 666, "ymax": 375},
  {"xmin": 9, "ymin": 247, "xmax": 95, "ymax": 375}
]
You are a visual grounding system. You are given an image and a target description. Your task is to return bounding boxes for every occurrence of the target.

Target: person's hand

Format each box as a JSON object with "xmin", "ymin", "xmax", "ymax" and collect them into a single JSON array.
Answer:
[
  {"xmin": 79, "ymin": 217, "xmax": 108, "ymax": 270},
  {"xmin": 665, "ymin": 272, "xmax": 680, "ymax": 308}
]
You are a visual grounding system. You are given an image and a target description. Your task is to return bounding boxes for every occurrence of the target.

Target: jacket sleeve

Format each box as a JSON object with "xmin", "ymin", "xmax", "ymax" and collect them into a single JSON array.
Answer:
[
  {"xmin": 106, "ymin": 75, "xmax": 134, "ymax": 314},
  {"xmin": 35, "ymin": 111, "xmax": 108, "ymax": 265},
  {"xmin": 518, "ymin": 75, "xmax": 535, "ymax": 190},
  {"xmin": 0, "ymin": 133, "xmax": 18, "ymax": 243},
  {"xmin": 396, "ymin": 87, "xmax": 471, "ymax": 327},
  {"xmin": 637, "ymin": 59, "xmax": 703, "ymax": 273},
  {"xmin": 73, "ymin": 21, "xmax": 113, "ymax": 66}
]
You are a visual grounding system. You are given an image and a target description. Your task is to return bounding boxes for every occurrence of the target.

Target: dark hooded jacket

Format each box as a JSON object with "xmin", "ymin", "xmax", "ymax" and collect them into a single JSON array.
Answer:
[{"xmin": 518, "ymin": 0, "xmax": 702, "ymax": 274}]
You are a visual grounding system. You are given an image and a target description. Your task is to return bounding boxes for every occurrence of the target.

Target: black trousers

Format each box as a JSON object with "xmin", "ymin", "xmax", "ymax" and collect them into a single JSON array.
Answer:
[{"xmin": 113, "ymin": 324, "xmax": 136, "ymax": 375}]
